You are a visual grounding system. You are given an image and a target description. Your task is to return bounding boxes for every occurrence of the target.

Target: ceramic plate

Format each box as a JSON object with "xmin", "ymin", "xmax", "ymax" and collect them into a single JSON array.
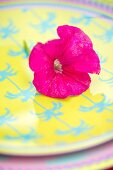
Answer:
[
  {"xmin": 0, "ymin": 0, "xmax": 113, "ymax": 155},
  {"xmin": 0, "ymin": 140, "xmax": 113, "ymax": 170}
]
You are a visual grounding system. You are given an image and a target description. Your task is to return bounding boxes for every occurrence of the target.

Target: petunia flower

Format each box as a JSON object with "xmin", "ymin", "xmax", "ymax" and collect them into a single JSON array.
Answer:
[{"xmin": 29, "ymin": 25, "xmax": 100, "ymax": 98}]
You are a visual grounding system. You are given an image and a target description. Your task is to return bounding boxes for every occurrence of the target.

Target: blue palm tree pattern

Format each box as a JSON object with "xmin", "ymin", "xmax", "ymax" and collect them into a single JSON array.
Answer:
[
  {"xmin": 32, "ymin": 102, "xmax": 93, "ymax": 136},
  {"xmin": 56, "ymin": 120, "xmax": 93, "ymax": 136},
  {"xmin": 4, "ymin": 128, "xmax": 42, "ymax": 142},
  {"xmin": 70, "ymin": 15, "xmax": 113, "ymax": 43},
  {"xmin": 21, "ymin": 8, "xmax": 29, "ymax": 12},
  {"xmin": 0, "ymin": 64, "xmax": 16, "ymax": 82},
  {"xmin": 0, "ymin": 109, "xmax": 42, "ymax": 142},
  {"xmin": 0, "ymin": 20, "xmax": 32, "ymax": 59},
  {"xmin": 9, "ymin": 48, "xmax": 28, "ymax": 59},
  {"xmin": 6, "ymin": 83, "xmax": 39, "ymax": 102},
  {"xmin": 8, "ymin": 41, "xmax": 33, "ymax": 59},
  {"xmin": 0, "ymin": 108, "xmax": 15, "ymax": 126},
  {"xmin": 0, "ymin": 20, "xmax": 18, "ymax": 39},
  {"xmin": 80, "ymin": 94, "xmax": 113, "ymax": 113},
  {"xmin": 99, "ymin": 68, "xmax": 113, "ymax": 86},
  {"xmin": 98, "ymin": 54, "xmax": 107, "ymax": 64},
  {"xmin": 70, "ymin": 15, "xmax": 93, "ymax": 26},
  {"xmin": 0, "ymin": 65, "xmax": 43, "ymax": 109},
  {"xmin": 30, "ymin": 12, "xmax": 56, "ymax": 33},
  {"xmin": 32, "ymin": 102, "xmax": 63, "ymax": 121},
  {"xmin": 94, "ymin": 26, "xmax": 113, "ymax": 42}
]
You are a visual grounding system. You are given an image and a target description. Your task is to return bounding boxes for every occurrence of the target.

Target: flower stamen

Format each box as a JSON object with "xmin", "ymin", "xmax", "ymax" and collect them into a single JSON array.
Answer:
[{"xmin": 54, "ymin": 59, "xmax": 63, "ymax": 73}]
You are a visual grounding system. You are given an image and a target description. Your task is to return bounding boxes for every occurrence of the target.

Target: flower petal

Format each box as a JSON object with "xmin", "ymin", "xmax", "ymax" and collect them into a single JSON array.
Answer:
[
  {"xmin": 57, "ymin": 25, "xmax": 93, "ymax": 48},
  {"xmin": 43, "ymin": 39, "xmax": 64, "ymax": 60},
  {"xmin": 29, "ymin": 42, "xmax": 52, "ymax": 72},
  {"xmin": 33, "ymin": 72, "xmax": 67, "ymax": 98},
  {"xmin": 33, "ymin": 65, "xmax": 55, "ymax": 96},
  {"xmin": 57, "ymin": 25, "xmax": 100, "ymax": 74},
  {"xmin": 64, "ymin": 48, "xmax": 100, "ymax": 74},
  {"xmin": 33, "ymin": 66, "xmax": 91, "ymax": 98},
  {"xmin": 63, "ymin": 69, "xmax": 91, "ymax": 96}
]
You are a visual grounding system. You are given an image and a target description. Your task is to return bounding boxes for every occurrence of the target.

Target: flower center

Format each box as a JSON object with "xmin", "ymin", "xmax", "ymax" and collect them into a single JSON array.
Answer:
[{"xmin": 54, "ymin": 59, "xmax": 63, "ymax": 73}]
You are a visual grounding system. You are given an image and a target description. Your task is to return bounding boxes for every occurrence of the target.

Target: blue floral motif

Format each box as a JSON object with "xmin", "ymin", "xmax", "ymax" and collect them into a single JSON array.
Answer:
[
  {"xmin": 99, "ymin": 68, "xmax": 113, "ymax": 86},
  {"xmin": 70, "ymin": 15, "xmax": 113, "ymax": 43},
  {"xmin": 0, "ymin": 110, "xmax": 42, "ymax": 142},
  {"xmin": 0, "ymin": 20, "xmax": 32, "ymax": 60},
  {"xmin": 6, "ymin": 83, "xmax": 39, "ymax": 102},
  {"xmin": 0, "ymin": 20, "xmax": 18, "ymax": 39},
  {"xmin": 94, "ymin": 26, "xmax": 113, "ymax": 42},
  {"xmin": 8, "ymin": 48, "xmax": 28, "ymax": 59},
  {"xmin": 8, "ymin": 41, "xmax": 33, "ymax": 59},
  {"xmin": 0, "ymin": 64, "xmax": 16, "ymax": 82},
  {"xmin": 32, "ymin": 102, "xmax": 63, "ymax": 121},
  {"xmin": 80, "ymin": 95, "xmax": 113, "ymax": 113},
  {"xmin": 56, "ymin": 120, "xmax": 93, "ymax": 136},
  {"xmin": 32, "ymin": 102, "xmax": 92, "ymax": 137},
  {"xmin": 21, "ymin": 8, "xmax": 29, "ymax": 12},
  {"xmin": 70, "ymin": 15, "xmax": 92, "ymax": 26},
  {"xmin": 30, "ymin": 12, "xmax": 56, "ymax": 33},
  {"xmin": 4, "ymin": 128, "xmax": 42, "ymax": 142},
  {"xmin": 0, "ymin": 108, "xmax": 15, "ymax": 126},
  {"xmin": 98, "ymin": 54, "xmax": 107, "ymax": 64}
]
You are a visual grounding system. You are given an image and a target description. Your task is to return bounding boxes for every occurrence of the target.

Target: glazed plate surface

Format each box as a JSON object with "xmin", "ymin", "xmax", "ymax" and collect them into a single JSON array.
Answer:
[{"xmin": 0, "ymin": 0, "xmax": 113, "ymax": 155}]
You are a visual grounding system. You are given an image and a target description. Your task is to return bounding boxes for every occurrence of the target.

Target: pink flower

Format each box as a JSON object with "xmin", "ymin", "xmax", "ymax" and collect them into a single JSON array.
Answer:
[{"xmin": 29, "ymin": 25, "xmax": 100, "ymax": 98}]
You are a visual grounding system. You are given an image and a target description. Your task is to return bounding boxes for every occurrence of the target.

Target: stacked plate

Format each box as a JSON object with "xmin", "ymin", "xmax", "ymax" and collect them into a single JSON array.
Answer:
[{"xmin": 0, "ymin": 0, "xmax": 113, "ymax": 169}]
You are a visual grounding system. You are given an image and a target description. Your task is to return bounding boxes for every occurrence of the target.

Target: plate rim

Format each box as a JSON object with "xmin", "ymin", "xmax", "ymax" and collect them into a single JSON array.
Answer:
[{"xmin": 0, "ymin": 0, "xmax": 113, "ymax": 156}]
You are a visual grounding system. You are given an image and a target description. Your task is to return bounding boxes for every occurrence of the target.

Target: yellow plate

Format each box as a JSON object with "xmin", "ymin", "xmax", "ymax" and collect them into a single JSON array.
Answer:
[{"xmin": 0, "ymin": 0, "xmax": 113, "ymax": 155}]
